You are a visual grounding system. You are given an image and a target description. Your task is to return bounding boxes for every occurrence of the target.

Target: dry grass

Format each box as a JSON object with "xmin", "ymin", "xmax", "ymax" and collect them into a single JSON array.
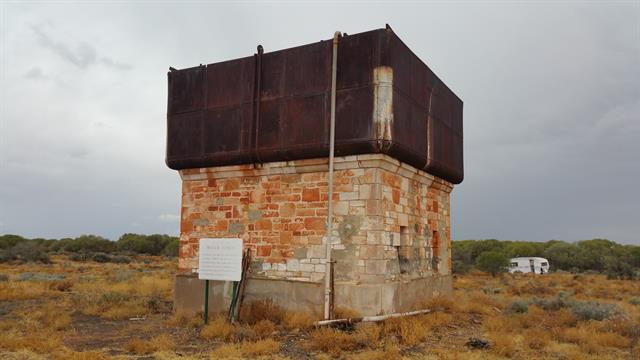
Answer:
[
  {"xmin": 252, "ymin": 319, "xmax": 277, "ymax": 339},
  {"xmin": 208, "ymin": 343, "xmax": 242, "ymax": 359},
  {"xmin": 309, "ymin": 327, "xmax": 361, "ymax": 357},
  {"xmin": 282, "ymin": 310, "xmax": 315, "ymax": 331},
  {"xmin": 240, "ymin": 338, "xmax": 280, "ymax": 357},
  {"xmin": 200, "ymin": 316, "xmax": 237, "ymax": 341},
  {"xmin": 239, "ymin": 298, "xmax": 284, "ymax": 324},
  {"xmin": 1, "ymin": 256, "xmax": 639, "ymax": 359},
  {"xmin": 0, "ymin": 330, "xmax": 63, "ymax": 354},
  {"xmin": 349, "ymin": 344, "xmax": 401, "ymax": 360},
  {"xmin": 54, "ymin": 349, "xmax": 109, "ymax": 360},
  {"xmin": 0, "ymin": 281, "xmax": 51, "ymax": 301},
  {"xmin": 487, "ymin": 332, "xmax": 518, "ymax": 357},
  {"xmin": 522, "ymin": 328, "xmax": 551, "ymax": 349},
  {"xmin": 125, "ymin": 334, "xmax": 175, "ymax": 355}
]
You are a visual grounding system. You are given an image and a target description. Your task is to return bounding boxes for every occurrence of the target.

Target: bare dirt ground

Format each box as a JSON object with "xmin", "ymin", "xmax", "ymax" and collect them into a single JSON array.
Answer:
[{"xmin": 1, "ymin": 255, "xmax": 638, "ymax": 359}]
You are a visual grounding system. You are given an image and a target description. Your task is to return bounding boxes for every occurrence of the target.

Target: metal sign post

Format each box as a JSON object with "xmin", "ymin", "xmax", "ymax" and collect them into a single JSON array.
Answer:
[
  {"xmin": 198, "ymin": 238, "xmax": 243, "ymax": 325},
  {"xmin": 204, "ymin": 279, "xmax": 209, "ymax": 324}
]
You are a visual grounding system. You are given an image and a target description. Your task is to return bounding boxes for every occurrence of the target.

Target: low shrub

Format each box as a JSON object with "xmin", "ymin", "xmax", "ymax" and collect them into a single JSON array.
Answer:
[
  {"xmin": 91, "ymin": 252, "xmax": 112, "ymax": 263},
  {"xmin": 17, "ymin": 273, "xmax": 65, "ymax": 282},
  {"xmin": 69, "ymin": 253, "xmax": 87, "ymax": 262},
  {"xmin": 531, "ymin": 294, "xmax": 573, "ymax": 311},
  {"xmin": 0, "ymin": 274, "xmax": 9, "ymax": 282},
  {"xmin": 510, "ymin": 300, "xmax": 529, "ymax": 314},
  {"xmin": 571, "ymin": 302, "xmax": 624, "ymax": 321},
  {"xmin": 4, "ymin": 242, "xmax": 51, "ymax": 264},
  {"xmin": 482, "ymin": 287, "xmax": 503, "ymax": 294},
  {"xmin": 532, "ymin": 294, "xmax": 624, "ymax": 321},
  {"xmin": 111, "ymin": 255, "xmax": 131, "ymax": 264}
]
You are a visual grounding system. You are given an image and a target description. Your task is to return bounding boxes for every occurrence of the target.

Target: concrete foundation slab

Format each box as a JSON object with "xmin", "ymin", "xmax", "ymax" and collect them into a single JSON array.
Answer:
[{"xmin": 174, "ymin": 274, "xmax": 452, "ymax": 317}]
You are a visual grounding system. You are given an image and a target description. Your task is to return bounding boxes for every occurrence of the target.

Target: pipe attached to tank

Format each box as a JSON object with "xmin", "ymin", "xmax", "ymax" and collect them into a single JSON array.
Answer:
[{"xmin": 324, "ymin": 31, "xmax": 341, "ymax": 321}]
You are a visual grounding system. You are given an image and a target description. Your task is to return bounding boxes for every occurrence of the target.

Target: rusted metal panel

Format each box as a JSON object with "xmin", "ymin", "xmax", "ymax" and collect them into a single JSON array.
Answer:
[
  {"xmin": 166, "ymin": 27, "xmax": 464, "ymax": 184},
  {"xmin": 205, "ymin": 56, "xmax": 254, "ymax": 109}
]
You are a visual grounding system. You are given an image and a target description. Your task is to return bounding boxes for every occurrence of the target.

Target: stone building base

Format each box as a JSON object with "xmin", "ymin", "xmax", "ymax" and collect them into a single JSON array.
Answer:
[{"xmin": 174, "ymin": 274, "xmax": 452, "ymax": 317}]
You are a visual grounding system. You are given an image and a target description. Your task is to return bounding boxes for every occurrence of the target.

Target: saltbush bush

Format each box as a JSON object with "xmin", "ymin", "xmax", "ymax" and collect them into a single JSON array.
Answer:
[
  {"xmin": 570, "ymin": 302, "xmax": 623, "ymax": 321},
  {"xmin": 531, "ymin": 294, "xmax": 624, "ymax": 321},
  {"xmin": 91, "ymin": 252, "xmax": 112, "ymax": 263},
  {"xmin": 112, "ymin": 255, "xmax": 131, "ymax": 264},
  {"xmin": 510, "ymin": 300, "xmax": 529, "ymax": 314}
]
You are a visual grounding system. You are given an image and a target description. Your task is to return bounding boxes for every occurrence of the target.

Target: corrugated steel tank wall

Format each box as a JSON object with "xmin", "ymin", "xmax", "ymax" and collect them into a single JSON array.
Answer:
[{"xmin": 166, "ymin": 27, "xmax": 463, "ymax": 184}]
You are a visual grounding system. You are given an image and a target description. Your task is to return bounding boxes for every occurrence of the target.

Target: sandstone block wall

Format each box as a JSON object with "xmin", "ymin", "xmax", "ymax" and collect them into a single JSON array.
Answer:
[{"xmin": 178, "ymin": 154, "xmax": 452, "ymax": 289}]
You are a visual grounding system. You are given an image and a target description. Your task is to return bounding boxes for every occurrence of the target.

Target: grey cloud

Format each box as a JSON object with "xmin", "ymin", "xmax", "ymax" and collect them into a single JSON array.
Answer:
[
  {"xmin": 32, "ymin": 25, "xmax": 97, "ymax": 68},
  {"xmin": 23, "ymin": 66, "xmax": 46, "ymax": 79},
  {"xmin": 158, "ymin": 214, "xmax": 179, "ymax": 223},
  {"xmin": 31, "ymin": 24, "xmax": 131, "ymax": 71},
  {"xmin": 69, "ymin": 148, "xmax": 89, "ymax": 159},
  {"xmin": 100, "ymin": 57, "xmax": 133, "ymax": 70}
]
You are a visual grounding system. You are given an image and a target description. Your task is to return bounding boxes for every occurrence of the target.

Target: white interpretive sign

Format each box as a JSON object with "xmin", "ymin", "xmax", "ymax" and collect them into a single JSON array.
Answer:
[{"xmin": 198, "ymin": 238, "xmax": 243, "ymax": 281}]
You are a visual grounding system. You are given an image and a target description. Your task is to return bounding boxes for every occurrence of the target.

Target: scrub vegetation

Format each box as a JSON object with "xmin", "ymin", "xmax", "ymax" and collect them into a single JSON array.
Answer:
[
  {"xmin": 0, "ymin": 239, "xmax": 639, "ymax": 359},
  {"xmin": 453, "ymin": 238, "xmax": 640, "ymax": 279},
  {"xmin": 0, "ymin": 233, "xmax": 179, "ymax": 264}
]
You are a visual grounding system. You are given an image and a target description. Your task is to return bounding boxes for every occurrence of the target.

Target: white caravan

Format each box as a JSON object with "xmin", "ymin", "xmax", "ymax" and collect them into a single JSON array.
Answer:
[{"xmin": 509, "ymin": 257, "xmax": 550, "ymax": 274}]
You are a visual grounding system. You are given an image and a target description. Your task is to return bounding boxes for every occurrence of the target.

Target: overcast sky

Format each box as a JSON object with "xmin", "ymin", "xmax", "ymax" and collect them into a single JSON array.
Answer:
[{"xmin": 1, "ymin": 1, "xmax": 638, "ymax": 244}]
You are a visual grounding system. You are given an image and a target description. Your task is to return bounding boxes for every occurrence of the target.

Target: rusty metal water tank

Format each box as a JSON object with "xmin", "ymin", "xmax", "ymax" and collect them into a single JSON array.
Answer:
[{"xmin": 166, "ymin": 27, "xmax": 463, "ymax": 184}]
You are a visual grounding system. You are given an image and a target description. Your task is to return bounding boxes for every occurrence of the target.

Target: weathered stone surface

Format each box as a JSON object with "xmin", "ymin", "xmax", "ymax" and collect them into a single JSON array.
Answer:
[
  {"xmin": 228, "ymin": 222, "xmax": 244, "ymax": 234},
  {"xmin": 248, "ymin": 209, "xmax": 262, "ymax": 221},
  {"xmin": 176, "ymin": 154, "xmax": 454, "ymax": 315},
  {"xmin": 338, "ymin": 215, "xmax": 363, "ymax": 240}
]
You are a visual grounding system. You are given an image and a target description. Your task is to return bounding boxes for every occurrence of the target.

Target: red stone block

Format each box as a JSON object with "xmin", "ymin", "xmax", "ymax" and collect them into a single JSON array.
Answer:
[
  {"xmin": 257, "ymin": 245, "xmax": 272, "ymax": 257},
  {"xmin": 296, "ymin": 209, "xmax": 315, "ymax": 217},
  {"xmin": 289, "ymin": 223, "xmax": 304, "ymax": 231},
  {"xmin": 304, "ymin": 217, "xmax": 326, "ymax": 231},
  {"xmin": 280, "ymin": 203, "xmax": 295, "ymax": 217},
  {"xmin": 214, "ymin": 220, "xmax": 228, "ymax": 231},
  {"xmin": 302, "ymin": 188, "xmax": 320, "ymax": 202},
  {"xmin": 180, "ymin": 220, "xmax": 193, "ymax": 233},
  {"xmin": 280, "ymin": 231, "xmax": 293, "ymax": 244},
  {"xmin": 223, "ymin": 179, "xmax": 240, "ymax": 191},
  {"xmin": 392, "ymin": 189, "xmax": 401, "ymax": 204},
  {"xmin": 255, "ymin": 219, "xmax": 273, "ymax": 231}
]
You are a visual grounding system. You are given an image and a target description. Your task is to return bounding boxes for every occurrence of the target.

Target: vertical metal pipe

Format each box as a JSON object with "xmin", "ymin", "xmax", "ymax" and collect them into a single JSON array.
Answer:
[
  {"xmin": 324, "ymin": 31, "xmax": 341, "ymax": 320},
  {"xmin": 253, "ymin": 45, "xmax": 264, "ymax": 164}
]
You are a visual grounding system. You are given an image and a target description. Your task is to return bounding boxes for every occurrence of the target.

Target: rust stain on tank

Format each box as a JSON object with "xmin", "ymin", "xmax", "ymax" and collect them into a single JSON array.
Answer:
[{"xmin": 373, "ymin": 66, "xmax": 393, "ymax": 147}]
